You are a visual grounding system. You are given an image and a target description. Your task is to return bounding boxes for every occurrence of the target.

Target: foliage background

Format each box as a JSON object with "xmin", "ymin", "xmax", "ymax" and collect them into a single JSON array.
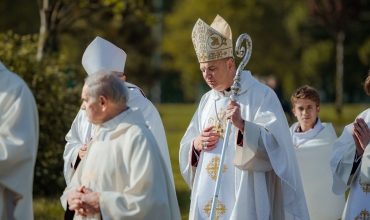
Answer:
[
  {"xmin": 0, "ymin": 32, "xmax": 81, "ymax": 195},
  {"xmin": 162, "ymin": 0, "xmax": 370, "ymax": 103}
]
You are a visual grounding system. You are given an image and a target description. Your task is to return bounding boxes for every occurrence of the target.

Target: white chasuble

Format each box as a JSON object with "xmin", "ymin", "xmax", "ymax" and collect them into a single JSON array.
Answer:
[
  {"xmin": 61, "ymin": 109, "xmax": 180, "ymax": 220},
  {"xmin": 290, "ymin": 122, "xmax": 345, "ymax": 220},
  {"xmin": 64, "ymin": 82, "xmax": 174, "ymax": 187},
  {"xmin": 343, "ymin": 171, "xmax": 370, "ymax": 219},
  {"xmin": 330, "ymin": 109, "xmax": 370, "ymax": 220},
  {"xmin": 197, "ymin": 97, "xmax": 235, "ymax": 220},
  {"xmin": 180, "ymin": 71, "xmax": 309, "ymax": 220},
  {"xmin": 0, "ymin": 62, "xmax": 39, "ymax": 220}
]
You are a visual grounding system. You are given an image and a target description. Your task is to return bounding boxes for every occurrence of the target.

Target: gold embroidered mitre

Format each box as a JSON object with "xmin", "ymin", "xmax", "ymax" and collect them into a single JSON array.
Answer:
[{"xmin": 192, "ymin": 14, "xmax": 233, "ymax": 63}]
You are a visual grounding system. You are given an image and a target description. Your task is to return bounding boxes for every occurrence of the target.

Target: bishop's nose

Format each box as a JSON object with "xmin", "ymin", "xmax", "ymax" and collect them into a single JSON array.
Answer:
[{"xmin": 204, "ymin": 70, "xmax": 213, "ymax": 79}]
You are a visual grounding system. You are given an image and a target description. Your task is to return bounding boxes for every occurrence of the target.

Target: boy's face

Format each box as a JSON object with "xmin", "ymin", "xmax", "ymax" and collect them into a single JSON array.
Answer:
[{"xmin": 292, "ymin": 98, "xmax": 320, "ymax": 129}]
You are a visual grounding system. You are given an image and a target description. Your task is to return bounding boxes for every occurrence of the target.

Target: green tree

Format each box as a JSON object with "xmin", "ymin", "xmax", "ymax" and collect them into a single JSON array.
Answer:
[
  {"xmin": 285, "ymin": 0, "xmax": 370, "ymax": 104},
  {"xmin": 0, "ymin": 31, "xmax": 81, "ymax": 195},
  {"xmin": 0, "ymin": 0, "xmax": 163, "ymax": 195},
  {"xmin": 34, "ymin": 0, "xmax": 161, "ymax": 94},
  {"xmin": 305, "ymin": 0, "xmax": 366, "ymax": 113},
  {"xmin": 162, "ymin": 0, "xmax": 370, "ymax": 104},
  {"xmin": 162, "ymin": 0, "xmax": 304, "ymax": 102},
  {"xmin": 36, "ymin": 0, "xmax": 152, "ymax": 61}
]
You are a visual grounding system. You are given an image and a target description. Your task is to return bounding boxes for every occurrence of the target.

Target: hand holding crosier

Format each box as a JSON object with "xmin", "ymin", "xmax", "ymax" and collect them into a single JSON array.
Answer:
[{"xmin": 226, "ymin": 100, "xmax": 244, "ymax": 133}]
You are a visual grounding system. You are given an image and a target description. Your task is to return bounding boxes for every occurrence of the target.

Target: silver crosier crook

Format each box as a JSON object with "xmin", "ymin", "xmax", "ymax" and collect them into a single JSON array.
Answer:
[{"xmin": 209, "ymin": 33, "xmax": 252, "ymax": 220}]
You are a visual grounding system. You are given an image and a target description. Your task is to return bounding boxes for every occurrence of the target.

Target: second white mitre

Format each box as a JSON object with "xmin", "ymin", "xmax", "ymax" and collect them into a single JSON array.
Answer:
[{"xmin": 82, "ymin": 36, "xmax": 127, "ymax": 75}]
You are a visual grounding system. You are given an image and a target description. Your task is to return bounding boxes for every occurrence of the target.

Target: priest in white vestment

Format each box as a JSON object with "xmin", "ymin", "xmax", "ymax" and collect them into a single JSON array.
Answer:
[
  {"xmin": 330, "ymin": 75, "xmax": 370, "ymax": 219},
  {"xmin": 61, "ymin": 71, "xmax": 180, "ymax": 220},
  {"xmin": 289, "ymin": 85, "xmax": 345, "ymax": 220},
  {"xmin": 63, "ymin": 37, "xmax": 173, "ymax": 186},
  {"xmin": 179, "ymin": 15, "xmax": 309, "ymax": 220},
  {"xmin": 0, "ymin": 61, "xmax": 39, "ymax": 219}
]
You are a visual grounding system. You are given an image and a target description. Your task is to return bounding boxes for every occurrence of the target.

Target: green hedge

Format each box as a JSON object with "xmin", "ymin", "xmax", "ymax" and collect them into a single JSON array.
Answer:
[{"xmin": 0, "ymin": 31, "xmax": 82, "ymax": 196}]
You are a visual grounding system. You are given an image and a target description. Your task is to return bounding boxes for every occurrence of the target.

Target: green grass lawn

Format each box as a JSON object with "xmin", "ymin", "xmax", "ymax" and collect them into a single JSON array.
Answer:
[
  {"xmin": 34, "ymin": 197, "xmax": 65, "ymax": 220},
  {"xmin": 157, "ymin": 104, "xmax": 198, "ymax": 220},
  {"xmin": 302, "ymin": 103, "xmax": 370, "ymax": 135},
  {"xmin": 33, "ymin": 103, "xmax": 370, "ymax": 219}
]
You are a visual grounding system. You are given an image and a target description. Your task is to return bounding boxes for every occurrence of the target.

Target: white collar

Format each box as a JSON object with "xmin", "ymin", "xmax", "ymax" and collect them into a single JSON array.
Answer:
[
  {"xmin": 292, "ymin": 118, "xmax": 324, "ymax": 147},
  {"xmin": 99, "ymin": 107, "xmax": 132, "ymax": 133}
]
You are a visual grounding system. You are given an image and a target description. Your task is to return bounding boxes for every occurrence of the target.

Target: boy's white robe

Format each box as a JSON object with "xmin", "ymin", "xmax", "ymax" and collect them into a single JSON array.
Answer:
[
  {"xmin": 0, "ymin": 61, "xmax": 39, "ymax": 220},
  {"xmin": 61, "ymin": 109, "xmax": 180, "ymax": 220},
  {"xmin": 290, "ymin": 122, "xmax": 345, "ymax": 220}
]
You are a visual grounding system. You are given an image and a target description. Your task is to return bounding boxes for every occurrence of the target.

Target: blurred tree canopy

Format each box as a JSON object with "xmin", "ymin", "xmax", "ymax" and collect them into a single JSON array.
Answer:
[
  {"xmin": 0, "ymin": 31, "xmax": 81, "ymax": 195},
  {"xmin": 161, "ymin": 0, "xmax": 370, "ymax": 103},
  {"xmin": 305, "ymin": 0, "xmax": 366, "ymax": 114},
  {"xmin": 0, "ymin": 0, "xmax": 162, "ymax": 195},
  {"xmin": 36, "ymin": 0, "xmax": 156, "ymax": 60}
]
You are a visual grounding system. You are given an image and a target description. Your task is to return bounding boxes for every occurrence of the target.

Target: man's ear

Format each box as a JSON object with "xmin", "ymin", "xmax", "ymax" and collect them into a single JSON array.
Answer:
[
  {"xmin": 292, "ymin": 108, "xmax": 296, "ymax": 116},
  {"xmin": 228, "ymin": 58, "xmax": 234, "ymax": 72},
  {"xmin": 100, "ymin": 95, "xmax": 108, "ymax": 111},
  {"xmin": 121, "ymin": 75, "xmax": 126, "ymax": 82}
]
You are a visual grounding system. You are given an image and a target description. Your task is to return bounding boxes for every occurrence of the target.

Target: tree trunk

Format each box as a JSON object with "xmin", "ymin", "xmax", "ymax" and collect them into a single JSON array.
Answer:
[
  {"xmin": 37, "ymin": 0, "xmax": 49, "ymax": 61},
  {"xmin": 151, "ymin": 0, "xmax": 163, "ymax": 103},
  {"xmin": 335, "ymin": 31, "xmax": 345, "ymax": 114}
]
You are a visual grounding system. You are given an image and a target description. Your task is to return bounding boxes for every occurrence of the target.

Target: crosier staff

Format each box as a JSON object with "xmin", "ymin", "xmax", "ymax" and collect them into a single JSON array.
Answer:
[{"xmin": 209, "ymin": 33, "xmax": 252, "ymax": 220}]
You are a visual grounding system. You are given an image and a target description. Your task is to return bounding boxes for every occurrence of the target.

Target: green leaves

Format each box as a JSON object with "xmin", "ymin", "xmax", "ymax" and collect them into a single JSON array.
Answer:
[
  {"xmin": 161, "ymin": 0, "xmax": 299, "ymax": 101},
  {"xmin": 162, "ymin": 0, "xmax": 370, "ymax": 103},
  {"xmin": 0, "ymin": 31, "xmax": 82, "ymax": 195}
]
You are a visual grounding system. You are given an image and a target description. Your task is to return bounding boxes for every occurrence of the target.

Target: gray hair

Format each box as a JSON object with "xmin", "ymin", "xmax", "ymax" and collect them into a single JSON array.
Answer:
[{"xmin": 85, "ymin": 70, "xmax": 129, "ymax": 104}]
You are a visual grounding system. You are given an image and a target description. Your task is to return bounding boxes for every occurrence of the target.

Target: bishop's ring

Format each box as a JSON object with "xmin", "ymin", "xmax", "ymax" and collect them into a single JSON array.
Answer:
[{"xmin": 203, "ymin": 141, "xmax": 208, "ymax": 150}]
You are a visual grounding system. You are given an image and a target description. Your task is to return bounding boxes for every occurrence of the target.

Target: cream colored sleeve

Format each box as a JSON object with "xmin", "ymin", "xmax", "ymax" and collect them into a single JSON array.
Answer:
[
  {"xmin": 360, "ymin": 143, "xmax": 370, "ymax": 184},
  {"xmin": 336, "ymin": 144, "xmax": 357, "ymax": 186},
  {"xmin": 234, "ymin": 121, "xmax": 272, "ymax": 172}
]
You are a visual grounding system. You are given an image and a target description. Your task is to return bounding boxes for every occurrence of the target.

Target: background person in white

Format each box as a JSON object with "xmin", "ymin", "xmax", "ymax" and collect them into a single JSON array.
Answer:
[
  {"xmin": 0, "ymin": 61, "xmax": 38, "ymax": 219},
  {"xmin": 61, "ymin": 71, "xmax": 180, "ymax": 220},
  {"xmin": 179, "ymin": 15, "xmax": 309, "ymax": 220},
  {"xmin": 330, "ymin": 73, "xmax": 370, "ymax": 219},
  {"xmin": 63, "ymin": 37, "xmax": 173, "ymax": 186},
  {"xmin": 290, "ymin": 85, "xmax": 345, "ymax": 220}
]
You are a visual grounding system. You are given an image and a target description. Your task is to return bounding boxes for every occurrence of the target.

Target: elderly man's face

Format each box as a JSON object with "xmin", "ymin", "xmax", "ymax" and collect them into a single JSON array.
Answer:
[
  {"xmin": 200, "ymin": 58, "xmax": 233, "ymax": 91},
  {"xmin": 81, "ymin": 85, "xmax": 103, "ymax": 124}
]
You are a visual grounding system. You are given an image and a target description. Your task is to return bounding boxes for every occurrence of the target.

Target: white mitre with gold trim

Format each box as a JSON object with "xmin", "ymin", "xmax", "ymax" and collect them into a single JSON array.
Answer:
[
  {"xmin": 192, "ymin": 14, "xmax": 233, "ymax": 63},
  {"xmin": 82, "ymin": 36, "xmax": 127, "ymax": 75}
]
